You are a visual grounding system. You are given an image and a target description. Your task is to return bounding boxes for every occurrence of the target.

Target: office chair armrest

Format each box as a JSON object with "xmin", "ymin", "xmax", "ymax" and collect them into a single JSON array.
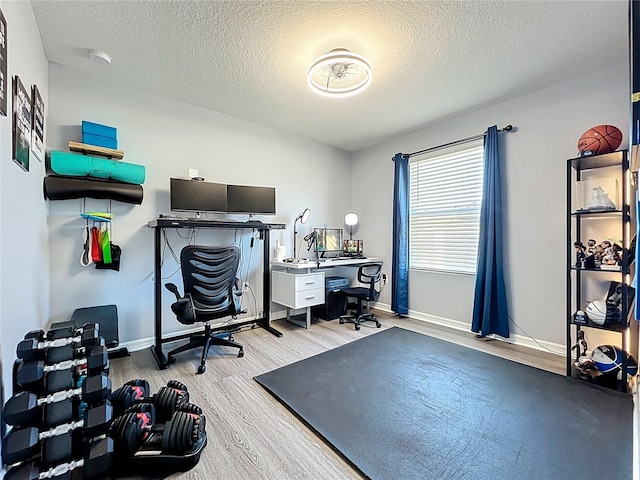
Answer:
[
  {"xmin": 234, "ymin": 277, "xmax": 243, "ymax": 297},
  {"xmin": 165, "ymin": 282, "xmax": 183, "ymax": 301},
  {"xmin": 170, "ymin": 292, "xmax": 197, "ymax": 324}
]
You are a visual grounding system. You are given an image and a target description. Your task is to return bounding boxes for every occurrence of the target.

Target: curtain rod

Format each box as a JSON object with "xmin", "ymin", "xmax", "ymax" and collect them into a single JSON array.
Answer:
[{"xmin": 398, "ymin": 124, "xmax": 514, "ymax": 159}]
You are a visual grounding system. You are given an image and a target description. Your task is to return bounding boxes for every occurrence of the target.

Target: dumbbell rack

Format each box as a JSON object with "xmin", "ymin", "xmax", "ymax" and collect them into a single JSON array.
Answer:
[{"xmin": 2, "ymin": 324, "xmax": 115, "ymax": 479}]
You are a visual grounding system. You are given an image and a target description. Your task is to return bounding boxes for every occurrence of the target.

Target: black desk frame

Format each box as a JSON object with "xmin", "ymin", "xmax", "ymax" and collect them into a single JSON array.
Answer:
[{"xmin": 148, "ymin": 218, "xmax": 285, "ymax": 369}]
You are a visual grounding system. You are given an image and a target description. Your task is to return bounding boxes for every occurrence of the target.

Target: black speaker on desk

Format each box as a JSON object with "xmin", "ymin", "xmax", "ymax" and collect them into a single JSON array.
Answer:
[{"xmin": 312, "ymin": 277, "xmax": 350, "ymax": 320}]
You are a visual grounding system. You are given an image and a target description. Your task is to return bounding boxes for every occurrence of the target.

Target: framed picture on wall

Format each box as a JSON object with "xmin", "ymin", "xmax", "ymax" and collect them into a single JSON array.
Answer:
[
  {"xmin": 31, "ymin": 84, "xmax": 44, "ymax": 162},
  {"xmin": 13, "ymin": 75, "xmax": 31, "ymax": 172},
  {"xmin": 0, "ymin": 9, "xmax": 7, "ymax": 116}
]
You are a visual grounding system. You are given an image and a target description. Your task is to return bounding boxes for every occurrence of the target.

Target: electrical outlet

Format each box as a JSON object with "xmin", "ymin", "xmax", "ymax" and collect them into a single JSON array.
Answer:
[{"xmin": 382, "ymin": 273, "xmax": 387, "ymax": 284}]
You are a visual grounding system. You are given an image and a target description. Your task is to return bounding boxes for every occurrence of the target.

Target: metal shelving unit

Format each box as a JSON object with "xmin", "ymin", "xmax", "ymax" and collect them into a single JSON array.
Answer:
[{"xmin": 566, "ymin": 150, "xmax": 632, "ymax": 392}]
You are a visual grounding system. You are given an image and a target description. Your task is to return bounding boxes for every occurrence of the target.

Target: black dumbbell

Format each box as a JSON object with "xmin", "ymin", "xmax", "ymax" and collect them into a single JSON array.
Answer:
[
  {"xmin": 16, "ymin": 346, "xmax": 109, "ymax": 393},
  {"xmin": 1, "ymin": 402, "xmax": 113, "ymax": 466},
  {"xmin": 109, "ymin": 402, "xmax": 205, "ymax": 457},
  {"xmin": 4, "ymin": 374, "xmax": 111, "ymax": 427},
  {"xmin": 3, "ymin": 436, "xmax": 114, "ymax": 480},
  {"xmin": 110, "ymin": 380, "xmax": 189, "ymax": 422},
  {"xmin": 19, "ymin": 323, "xmax": 99, "ymax": 345},
  {"xmin": 46, "ymin": 322, "xmax": 99, "ymax": 341},
  {"xmin": 17, "ymin": 333, "xmax": 104, "ymax": 364}
]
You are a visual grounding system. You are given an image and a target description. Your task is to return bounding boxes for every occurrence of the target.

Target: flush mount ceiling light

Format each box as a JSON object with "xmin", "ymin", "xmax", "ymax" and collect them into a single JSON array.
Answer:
[
  {"xmin": 307, "ymin": 48, "xmax": 372, "ymax": 98},
  {"xmin": 89, "ymin": 49, "xmax": 112, "ymax": 66}
]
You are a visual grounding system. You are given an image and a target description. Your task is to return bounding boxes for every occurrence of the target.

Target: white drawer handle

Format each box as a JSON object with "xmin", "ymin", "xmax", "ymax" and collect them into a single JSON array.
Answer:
[
  {"xmin": 305, "ymin": 295, "xmax": 315, "ymax": 299},
  {"xmin": 305, "ymin": 281, "xmax": 315, "ymax": 285}
]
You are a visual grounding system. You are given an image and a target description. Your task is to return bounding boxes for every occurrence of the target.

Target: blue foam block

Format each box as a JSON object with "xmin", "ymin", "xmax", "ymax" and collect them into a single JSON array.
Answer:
[
  {"xmin": 82, "ymin": 120, "xmax": 117, "ymax": 140},
  {"xmin": 82, "ymin": 133, "xmax": 118, "ymax": 149}
]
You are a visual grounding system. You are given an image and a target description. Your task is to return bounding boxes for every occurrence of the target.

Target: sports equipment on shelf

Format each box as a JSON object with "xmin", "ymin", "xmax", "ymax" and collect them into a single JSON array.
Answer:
[
  {"xmin": 585, "ymin": 300, "xmax": 607, "ymax": 325},
  {"xmin": 591, "ymin": 345, "xmax": 639, "ymax": 379},
  {"xmin": 577, "ymin": 125, "xmax": 623, "ymax": 156},
  {"xmin": 49, "ymin": 150, "xmax": 145, "ymax": 185},
  {"xmin": 43, "ymin": 175, "xmax": 144, "ymax": 205}
]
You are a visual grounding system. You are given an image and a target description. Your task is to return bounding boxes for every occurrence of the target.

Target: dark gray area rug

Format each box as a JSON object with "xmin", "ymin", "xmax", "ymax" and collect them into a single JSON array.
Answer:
[{"xmin": 254, "ymin": 327, "xmax": 632, "ymax": 480}]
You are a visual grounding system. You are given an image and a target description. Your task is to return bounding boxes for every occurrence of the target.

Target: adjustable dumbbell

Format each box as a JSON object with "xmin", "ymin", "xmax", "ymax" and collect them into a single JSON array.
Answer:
[
  {"xmin": 1, "ymin": 402, "xmax": 113, "ymax": 467},
  {"xmin": 17, "ymin": 333, "xmax": 104, "ymax": 364},
  {"xmin": 4, "ymin": 374, "xmax": 111, "ymax": 428},
  {"xmin": 16, "ymin": 345, "xmax": 109, "ymax": 393},
  {"xmin": 109, "ymin": 402, "xmax": 205, "ymax": 457},
  {"xmin": 110, "ymin": 380, "xmax": 189, "ymax": 422},
  {"xmin": 3, "ymin": 437, "xmax": 114, "ymax": 480}
]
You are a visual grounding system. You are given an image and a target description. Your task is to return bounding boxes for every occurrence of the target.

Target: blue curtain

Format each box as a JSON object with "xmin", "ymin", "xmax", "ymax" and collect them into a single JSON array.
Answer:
[
  {"xmin": 631, "ymin": 190, "xmax": 640, "ymax": 320},
  {"xmin": 471, "ymin": 126, "xmax": 509, "ymax": 337},
  {"xmin": 392, "ymin": 153, "xmax": 409, "ymax": 316}
]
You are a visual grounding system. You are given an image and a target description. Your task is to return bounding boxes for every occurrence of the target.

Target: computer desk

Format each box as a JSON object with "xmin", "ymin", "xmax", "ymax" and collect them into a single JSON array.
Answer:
[
  {"xmin": 271, "ymin": 256, "xmax": 382, "ymax": 329},
  {"xmin": 148, "ymin": 217, "xmax": 285, "ymax": 369}
]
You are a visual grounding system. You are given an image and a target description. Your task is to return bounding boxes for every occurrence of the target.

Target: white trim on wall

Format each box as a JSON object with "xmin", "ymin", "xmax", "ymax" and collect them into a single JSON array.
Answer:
[{"xmin": 373, "ymin": 302, "xmax": 565, "ymax": 357}]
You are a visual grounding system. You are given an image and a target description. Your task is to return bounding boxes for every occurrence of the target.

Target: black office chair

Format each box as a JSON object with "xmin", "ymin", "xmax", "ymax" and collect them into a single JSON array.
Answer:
[
  {"xmin": 165, "ymin": 245, "xmax": 244, "ymax": 374},
  {"xmin": 339, "ymin": 262, "xmax": 383, "ymax": 330}
]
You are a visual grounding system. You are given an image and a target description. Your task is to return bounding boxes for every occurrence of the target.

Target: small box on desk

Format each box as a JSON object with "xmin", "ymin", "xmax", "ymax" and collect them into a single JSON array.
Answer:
[{"xmin": 326, "ymin": 276, "xmax": 350, "ymax": 292}]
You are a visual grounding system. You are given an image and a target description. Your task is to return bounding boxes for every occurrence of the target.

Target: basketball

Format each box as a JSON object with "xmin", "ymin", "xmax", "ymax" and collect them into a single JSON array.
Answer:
[
  {"xmin": 585, "ymin": 300, "xmax": 607, "ymax": 325},
  {"xmin": 591, "ymin": 345, "xmax": 638, "ymax": 379},
  {"xmin": 577, "ymin": 125, "xmax": 623, "ymax": 156}
]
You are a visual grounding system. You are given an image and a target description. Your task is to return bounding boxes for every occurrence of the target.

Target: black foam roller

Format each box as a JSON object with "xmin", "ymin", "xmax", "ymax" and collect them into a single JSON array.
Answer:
[{"xmin": 43, "ymin": 175, "xmax": 144, "ymax": 205}]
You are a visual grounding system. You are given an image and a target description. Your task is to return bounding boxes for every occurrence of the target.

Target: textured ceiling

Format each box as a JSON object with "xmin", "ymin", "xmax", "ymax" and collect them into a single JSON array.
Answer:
[{"xmin": 31, "ymin": 0, "xmax": 629, "ymax": 152}]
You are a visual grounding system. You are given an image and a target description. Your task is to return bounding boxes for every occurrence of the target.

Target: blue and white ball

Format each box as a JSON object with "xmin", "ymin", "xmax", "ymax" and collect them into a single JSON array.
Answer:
[
  {"xmin": 591, "ymin": 345, "xmax": 638, "ymax": 379},
  {"xmin": 585, "ymin": 300, "xmax": 607, "ymax": 325}
]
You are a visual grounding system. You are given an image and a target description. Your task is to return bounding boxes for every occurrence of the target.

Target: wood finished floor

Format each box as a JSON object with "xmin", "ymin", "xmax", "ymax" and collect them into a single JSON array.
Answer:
[{"xmin": 109, "ymin": 312, "xmax": 564, "ymax": 479}]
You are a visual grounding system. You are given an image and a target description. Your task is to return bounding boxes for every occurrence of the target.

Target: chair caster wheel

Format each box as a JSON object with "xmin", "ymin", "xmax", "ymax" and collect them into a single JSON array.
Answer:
[
  {"xmin": 197, "ymin": 365, "xmax": 206, "ymax": 374},
  {"xmin": 376, "ymin": 322, "xmax": 381, "ymax": 328},
  {"xmin": 238, "ymin": 350, "xmax": 244, "ymax": 358},
  {"xmin": 339, "ymin": 319, "xmax": 344, "ymax": 324},
  {"xmin": 355, "ymin": 325, "xmax": 360, "ymax": 331},
  {"xmin": 169, "ymin": 356, "xmax": 177, "ymax": 364}
]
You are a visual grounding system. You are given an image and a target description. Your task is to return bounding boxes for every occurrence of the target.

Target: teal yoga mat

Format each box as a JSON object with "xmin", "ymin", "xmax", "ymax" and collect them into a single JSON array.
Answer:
[{"xmin": 49, "ymin": 150, "xmax": 145, "ymax": 185}]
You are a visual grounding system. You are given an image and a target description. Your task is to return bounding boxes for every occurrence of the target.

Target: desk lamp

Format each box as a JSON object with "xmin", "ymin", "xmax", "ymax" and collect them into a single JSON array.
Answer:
[
  {"xmin": 344, "ymin": 212, "xmax": 358, "ymax": 240},
  {"xmin": 293, "ymin": 208, "xmax": 311, "ymax": 258}
]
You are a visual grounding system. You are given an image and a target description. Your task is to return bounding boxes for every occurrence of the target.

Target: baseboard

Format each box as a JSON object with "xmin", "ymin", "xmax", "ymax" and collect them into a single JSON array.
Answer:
[
  {"xmin": 373, "ymin": 302, "xmax": 565, "ymax": 357},
  {"xmin": 122, "ymin": 305, "xmax": 564, "ymax": 357},
  {"xmin": 119, "ymin": 314, "xmax": 290, "ymax": 353}
]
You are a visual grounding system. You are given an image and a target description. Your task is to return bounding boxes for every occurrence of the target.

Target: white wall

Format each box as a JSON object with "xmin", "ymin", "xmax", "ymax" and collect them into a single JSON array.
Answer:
[
  {"xmin": 46, "ymin": 63, "xmax": 351, "ymax": 346},
  {"xmin": 352, "ymin": 63, "xmax": 630, "ymax": 349},
  {"xmin": 0, "ymin": 1, "xmax": 49, "ymax": 397}
]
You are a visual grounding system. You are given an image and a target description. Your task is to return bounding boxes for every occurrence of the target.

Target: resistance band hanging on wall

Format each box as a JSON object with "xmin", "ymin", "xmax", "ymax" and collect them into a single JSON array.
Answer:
[{"xmin": 79, "ymin": 200, "xmax": 122, "ymax": 271}]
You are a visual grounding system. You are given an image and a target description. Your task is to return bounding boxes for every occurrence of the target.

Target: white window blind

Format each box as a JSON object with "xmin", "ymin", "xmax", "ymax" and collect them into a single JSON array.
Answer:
[{"xmin": 409, "ymin": 142, "xmax": 484, "ymax": 274}]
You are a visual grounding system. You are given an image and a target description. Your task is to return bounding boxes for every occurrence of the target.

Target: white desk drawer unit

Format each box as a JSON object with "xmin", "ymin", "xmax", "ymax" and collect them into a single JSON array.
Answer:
[{"xmin": 272, "ymin": 271, "xmax": 325, "ymax": 309}]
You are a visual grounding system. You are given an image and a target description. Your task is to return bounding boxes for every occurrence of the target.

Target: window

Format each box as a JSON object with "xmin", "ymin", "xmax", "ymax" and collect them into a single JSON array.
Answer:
[{"xmin": 409, "ymin": 142, "xmax": 484, "ymax": 274}]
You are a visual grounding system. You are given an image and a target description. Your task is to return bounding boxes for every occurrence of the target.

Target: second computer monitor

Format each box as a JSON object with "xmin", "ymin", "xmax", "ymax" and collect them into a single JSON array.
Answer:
[{"xmin": 314, "ymin": 228, "xmax": 343, "ymax": 257}]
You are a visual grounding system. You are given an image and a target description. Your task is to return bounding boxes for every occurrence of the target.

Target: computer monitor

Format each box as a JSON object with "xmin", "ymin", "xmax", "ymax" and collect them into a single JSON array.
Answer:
[
  {"xmin": 170, "ymin": 178, "xmax": 227, "ymax": 214},
  {"xmin": 343, "ymin": 239, "xmax": 364, "ymax": 256},
  {"xmin": 314, "ymin": 228, "xmax": 343, "ymax": 257},
  {"xmin": 226, "ymin": 184, "xmax": 276, "ymax": 215}
]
